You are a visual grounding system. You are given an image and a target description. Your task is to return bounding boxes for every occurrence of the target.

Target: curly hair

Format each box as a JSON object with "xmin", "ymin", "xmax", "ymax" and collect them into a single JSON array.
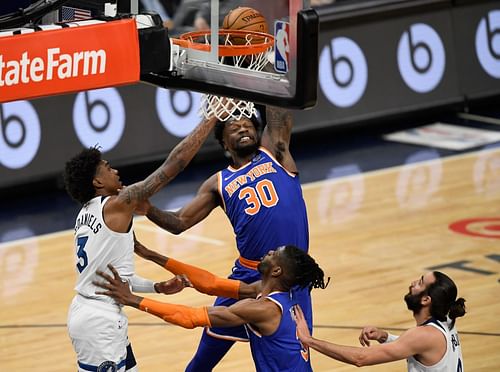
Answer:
[
  {"xmin": 280, "ymin": 245, "xmax": 330, "ymax": 292},
  {"xmin": 213, "ymin": 112, "xmax": 262, "ymax": 149},
  {"xmin": 63, "ymin": 147, "xmax": 102, "ymax": 204}
]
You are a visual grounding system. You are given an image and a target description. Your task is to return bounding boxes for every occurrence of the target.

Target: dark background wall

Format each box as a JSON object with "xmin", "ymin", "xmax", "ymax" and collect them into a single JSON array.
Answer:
[{"xmin": 0, "ymin": 1, "xmax": 33, "ymax": 16}]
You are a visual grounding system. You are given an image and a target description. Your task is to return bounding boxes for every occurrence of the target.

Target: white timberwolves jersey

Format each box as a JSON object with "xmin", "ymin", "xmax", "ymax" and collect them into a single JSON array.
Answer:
[
  {"xmin": 73, "ymin": 196, "xmax": 134, "ymax": 305},
  {"xmin": 407, "ymin": 318, "xmax": 464, "ymax": 372}
]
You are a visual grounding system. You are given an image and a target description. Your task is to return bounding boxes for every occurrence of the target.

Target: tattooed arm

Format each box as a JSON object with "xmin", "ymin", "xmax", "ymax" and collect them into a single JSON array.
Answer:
[
  {"xmin": 260, "ymin": 106, "xmax": 297, "ymax": 173},
  {"xmin": 104, "ymin": 116, "xmax": 218, "ymax": 232}
]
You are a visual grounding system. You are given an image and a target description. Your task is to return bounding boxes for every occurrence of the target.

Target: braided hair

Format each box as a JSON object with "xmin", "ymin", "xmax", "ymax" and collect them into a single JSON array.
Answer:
[
  {"xmin": 63, "ymin": 147, "xmax": 102, "ymax": 205},
  {"xmin": 280, "ymin": 245, "xmax": 330, "ymax": 292}
]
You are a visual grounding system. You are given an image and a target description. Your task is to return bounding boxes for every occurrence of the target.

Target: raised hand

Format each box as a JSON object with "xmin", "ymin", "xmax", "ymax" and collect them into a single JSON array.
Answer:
[{"xmin": 292, "ymin": 304, "xmax": 313, "ymax": 347}]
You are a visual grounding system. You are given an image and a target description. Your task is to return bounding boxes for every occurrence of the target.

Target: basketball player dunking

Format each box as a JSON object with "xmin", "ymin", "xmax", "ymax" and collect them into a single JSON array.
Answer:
[{"xmin": 142, "ymin": 105, "xmax": 312, "ymax": 371}]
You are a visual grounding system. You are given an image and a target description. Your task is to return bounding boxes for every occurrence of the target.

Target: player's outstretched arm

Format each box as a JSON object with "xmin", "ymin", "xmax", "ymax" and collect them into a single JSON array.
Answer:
[
  {"xmin": 293, "ymin": 305, "xmax": 433, "ymax": 367},
  {"xmin": 95, "ymin": 265, "xmax": 189, "ymax": 302},
  {"xmin": 134, "ymin": 239, "xmax": 260, "ymax": 299},
  {"xmin": 261, "ymin": 106, "xmax": 298, "ymax": 173},
  {"xmin": 117, "ymin": 116, "xmax": 218, "ymax": 210},
  {"xmin": 94, "ymin": 264, "xmax": 268, "ymax": 330},
  {"xmin": 146, "ymin": 174, "xmax": 219, "ymax": 234}
]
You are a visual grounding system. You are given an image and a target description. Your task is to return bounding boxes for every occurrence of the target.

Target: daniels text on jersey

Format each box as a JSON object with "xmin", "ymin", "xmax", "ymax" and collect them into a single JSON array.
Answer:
[{"xmin": 74, "ymin": 212, "xmax": 102, "ymax": 234}]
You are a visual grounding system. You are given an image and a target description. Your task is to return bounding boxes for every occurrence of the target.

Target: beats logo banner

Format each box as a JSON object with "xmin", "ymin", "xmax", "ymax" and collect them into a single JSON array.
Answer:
[
  {"xmin": 475, "ymin": 10, "xmax": 500, "ymax": 78},
  {"xmin": 397, "ymin": 23, "xmax": 446, "ymax": 93},
  {"xmin": 73, "ymin": 88, "xmax": 125, "ymax": 152},
  {"xmin": 156, "ymin": 88, "xmax": 202, "ymax": 137},
  {"xmin": 319, "ymin": 37, "xmax": 368, "ymax": 108},
  {"xmin": 0, "ymin": 101, "xmax": 40, "ymax": 169}
]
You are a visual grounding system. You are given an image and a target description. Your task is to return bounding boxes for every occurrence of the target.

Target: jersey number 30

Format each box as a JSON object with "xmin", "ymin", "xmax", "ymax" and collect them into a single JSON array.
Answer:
[
  {"xmin": 239, "ymin": 179, "xmax": 279, "ymax": 215},
  {"xmin": 76, "ymin": 236, "xmax": 89, "ymax": 273}
]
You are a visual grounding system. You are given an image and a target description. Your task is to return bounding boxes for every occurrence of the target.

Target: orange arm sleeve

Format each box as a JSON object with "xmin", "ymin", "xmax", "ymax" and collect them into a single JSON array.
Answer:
[
  {"xmin": 139, "ymin": 298, "xmax": 211, "ymax": 329},
  {"xmin": 165, "ymin": 258, "xmax": 240, "ymax": 299}
]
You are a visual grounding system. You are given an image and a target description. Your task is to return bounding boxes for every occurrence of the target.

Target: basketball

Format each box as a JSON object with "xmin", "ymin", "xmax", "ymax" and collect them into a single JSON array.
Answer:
[{"xmin": 223, "ymin": 7, "xmax": 268, "ymax": 45}]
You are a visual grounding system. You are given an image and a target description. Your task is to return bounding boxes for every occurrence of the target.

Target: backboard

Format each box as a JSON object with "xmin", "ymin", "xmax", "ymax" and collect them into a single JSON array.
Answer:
[
  {"xmin": 141, "ymin": 0, "xmax": 319, "ymax": 109},
  {"xmin": 0, "ymin": 0, "xmax": 317, "ymax": 108}
]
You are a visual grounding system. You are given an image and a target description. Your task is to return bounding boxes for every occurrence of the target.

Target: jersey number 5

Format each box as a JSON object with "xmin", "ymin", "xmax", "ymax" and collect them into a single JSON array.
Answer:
[
  {"xmin": 76, "ymin": 236, "xmax": 89, "ymax": 273},
  {"xmin": 239, "ymin": 179, "xmax": 279, "ymax": 215}
]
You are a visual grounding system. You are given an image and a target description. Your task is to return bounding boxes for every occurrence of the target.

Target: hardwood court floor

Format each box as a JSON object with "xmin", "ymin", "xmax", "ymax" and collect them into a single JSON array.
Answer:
[{"xmin": 1, "ymin": 148, "xmax": 499, "ymax": 371}]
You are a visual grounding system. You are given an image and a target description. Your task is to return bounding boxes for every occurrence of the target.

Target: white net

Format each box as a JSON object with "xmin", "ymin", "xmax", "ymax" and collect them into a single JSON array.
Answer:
[
  {"xmin": 193, "ymin": 31, "xmax": 272, "ymax": 121},
  {"xmin": 220, "ymin": 33, "xmax": 272, "ymax": 72},
  {"xmin": 200, "ymin": 95, "xmax": 256, "ymax": 122}
]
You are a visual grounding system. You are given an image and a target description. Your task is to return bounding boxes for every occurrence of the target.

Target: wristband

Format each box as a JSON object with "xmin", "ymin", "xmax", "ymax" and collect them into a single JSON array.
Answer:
[
  {"xmin": 139, "ymin": 298, "xmax": 211, "ymax": 329},
  {"xmin": 384, "ymin": 333, "xmax": 399, "ymax": 343},
  {"xmin": 165, "ymin": 258, "xmax": 240, "ymax": 299}
]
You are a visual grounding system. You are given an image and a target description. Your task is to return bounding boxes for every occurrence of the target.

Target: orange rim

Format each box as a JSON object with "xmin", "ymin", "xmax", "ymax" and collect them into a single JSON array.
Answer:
[{"xmin": 172, "ymin": 29, "xmax": 274, "ymax": 57}]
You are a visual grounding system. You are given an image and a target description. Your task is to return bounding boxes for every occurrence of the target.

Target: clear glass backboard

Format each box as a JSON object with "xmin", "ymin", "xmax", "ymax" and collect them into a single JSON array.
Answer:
[{"xmin": 141, "ymin": 0, "xmax": 319, "ymax": 109}]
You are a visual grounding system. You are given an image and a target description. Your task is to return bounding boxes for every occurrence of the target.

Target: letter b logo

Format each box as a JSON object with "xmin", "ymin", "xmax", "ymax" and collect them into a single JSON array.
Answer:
[
  {"xmin": 319, "ymin": 37, "xmax": 368, "ymax": 108},
  {"xmin": 156, "ymin": 88, "xmax": 202, "ymax": 137},
  {"xmin": 73, "ymin": 88, "xmax": 125, "ymax": 151},
  {"xmin": 476, "ymin": 10, "xmax": 500, "ymax": 78},
  {"xmin": 0, "ymin": 101, "xmax": 40, "ymax": 169},
  {"xmin": 397, "ymin": 23, "xmax": 445, "ymax": 93}
]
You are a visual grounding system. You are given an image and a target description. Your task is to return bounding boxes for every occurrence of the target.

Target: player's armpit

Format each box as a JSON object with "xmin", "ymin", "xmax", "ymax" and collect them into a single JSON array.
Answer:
[
  {"xmin": 261, "ymin": 106, "xmax": 298, "ymax": 174},
  {"xmin": 139, "ymin": 298, "xmax": 211, "ymax": 329}
]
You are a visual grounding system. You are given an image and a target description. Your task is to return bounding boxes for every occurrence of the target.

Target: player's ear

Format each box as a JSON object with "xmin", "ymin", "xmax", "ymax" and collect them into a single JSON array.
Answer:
[
  {"xmin": 93, "ymin": 176, "xmax": 103, "ymax": 189},
  {"xmin": 271, "ymin": 265, "xmax": 282, "ymax": 278},
  {"xmin": 421, "ymin": 294, "xmax": 431, "ymax": 306}
]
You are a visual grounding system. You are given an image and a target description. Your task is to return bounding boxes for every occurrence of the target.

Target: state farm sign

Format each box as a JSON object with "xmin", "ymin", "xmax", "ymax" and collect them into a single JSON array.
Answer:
[
  {"xmin": 0, "ymin": 48, "xmax": 106, "ymax": 86},
  {"xmin": 0, "ymin": 19, "xmax": 139, "ymax": 103}
]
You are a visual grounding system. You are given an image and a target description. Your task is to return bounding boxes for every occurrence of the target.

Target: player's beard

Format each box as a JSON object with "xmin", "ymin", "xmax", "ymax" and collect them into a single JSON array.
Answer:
[
  {"xmin": 235, "ymin": 141, "xmax": 259, "ymax": 158},
  {"xmin": 404, "ymin": 291, "xmax": 426, "ymax": 313},
  {"xmin": 257, "ymin": 260, "xmax": 269, "ymax": 275}
]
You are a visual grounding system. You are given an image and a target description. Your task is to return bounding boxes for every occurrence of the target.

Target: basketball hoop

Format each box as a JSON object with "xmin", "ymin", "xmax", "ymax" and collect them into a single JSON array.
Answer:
[
  {"xmin": 173, "ymin": 29, "xmax": 274, "ymax": 56},
  {"xmin": 173, "ymin": 29, "xmax": 274, "ymax": 121}
]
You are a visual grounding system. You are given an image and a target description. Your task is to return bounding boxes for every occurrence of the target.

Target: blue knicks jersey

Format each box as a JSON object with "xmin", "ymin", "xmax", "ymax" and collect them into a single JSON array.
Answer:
[
  {"xmin": 217, "ymin": 147, "xmax": 309, "ymax": 260},
  {"xmin": 247, "ymin": 292, "xmax": 312, "ymax": 372}
]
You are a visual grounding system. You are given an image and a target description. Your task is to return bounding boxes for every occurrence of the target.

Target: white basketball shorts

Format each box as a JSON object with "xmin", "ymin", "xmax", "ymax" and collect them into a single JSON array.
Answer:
[{"xmin": 68, "ymin": 294, "xmax": 134, "ymax": 372}]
